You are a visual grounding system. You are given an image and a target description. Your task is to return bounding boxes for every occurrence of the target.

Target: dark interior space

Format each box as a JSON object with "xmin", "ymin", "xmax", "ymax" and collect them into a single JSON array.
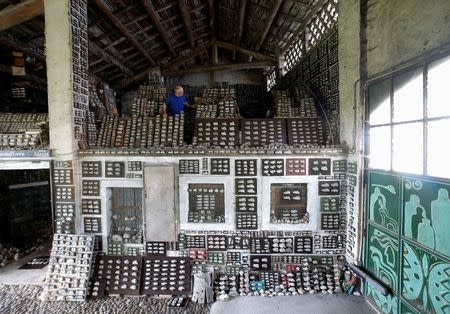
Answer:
[{"xmin": 0, "ymin": 169, "xmax": 52, "ymax": 251}]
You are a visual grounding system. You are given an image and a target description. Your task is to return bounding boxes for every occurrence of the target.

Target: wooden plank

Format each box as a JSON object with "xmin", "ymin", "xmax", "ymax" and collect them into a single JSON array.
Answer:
[
  {"xmin": 281, "ymin": 0, "xmax": 328, "ymax": 54},
  {"xmin": 116, "ymin": 66, "xmax": 160, "ymax": 89},
  {"xmin": 0, "ymin": 0, "xmax": 44, "ymax": 31},
  {"xmin": 208, "ymin": 0, "xmax": 217, "ymax": 65},
  {"xmin": 88, "ymin": 41, "xmax": 133, "ymax": 76},
  {"xmin": 255, "ymin": 0, "xmax": 283, "ymax": 51},
  {"xmin": 163, "ymin": 61, "xmax": 276, "ymax": 76},
  {"xmin": 140, "ymin": 0, "xmax": 176, "ymax": 57},
  {"xmin": 178, "ymin": 0, "xmax": 195, "ymax": 49},
  {"xmin": 216, "ymin": 40, "xmax": 276, "ymax": 61},
  {"xmin": 233, "ymin": 0, "xmax": 247, "ymax": 59},
  {"xmin": 93, "ymin": 0, "xmax": 156, "ymax": 66},
  {"xmin": 163, "ymin": 43, "xmax": 211, "ymax": 70}
]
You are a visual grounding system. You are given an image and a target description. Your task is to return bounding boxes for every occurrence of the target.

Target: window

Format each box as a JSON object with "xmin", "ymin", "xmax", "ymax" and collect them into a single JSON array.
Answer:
[
  {"xmin": 266, "ymin": 67, "xmax": 277, "ymax": 91},
  {"xmin": 367, "ymin": 54, "xmax": 450, "ymax": 178}
]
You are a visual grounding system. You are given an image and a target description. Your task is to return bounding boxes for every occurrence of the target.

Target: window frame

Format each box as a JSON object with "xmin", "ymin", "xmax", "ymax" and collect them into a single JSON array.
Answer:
[{"xmin": 365, "ymin": 54, "xmax": 450, "ymax": 178}]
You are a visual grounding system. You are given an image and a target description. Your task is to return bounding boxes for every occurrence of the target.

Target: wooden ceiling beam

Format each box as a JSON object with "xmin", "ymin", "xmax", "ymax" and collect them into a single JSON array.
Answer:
[
  {"xmin": 0, "ymin": 0, "xmax": 44, "ymax": 31},
  {"xmin": 123, "ymin": 14, "xmax": 148, "ymax": 27},
  {"xmin": 92, "ymin": 30, "xmax": 117, "ymax": 43},
  {"xmin": 216, "ymin": 41, "xmax": 276, "ymax": 62},
  {"xmin": 89, "ymin": 58, "xmax": 104, "ymax": 67},
  {"xmin": 140, "ymin": 0, "xmax": 176, "ymax": 57},
  {"xmin": 163, "ymin": 43, "xmax": 211, "ymax": 70},
  {"xmin": 91, "ymin": 62, "xmax": 114, "ymax": 74},
  {"xmin": 178, "ymin": 0, "xmax": 195, "ymax": 49},
  {"xmin": 93, "ymin": 0, "xmax": 156, "ymax": 66},
  {"xmin": 255, "ymin": 0, "xmax": 283, "ymax": 51},
  {"xmin": 155, "ymin": 3, "xmax": 174, "ymax": 13},
  {"xmin": 281, "ymin": 0, "xmax": 328, "ymax": 54},
  {"xmin": 123, "ymin": 51, "xmax": 141, "ymax": 62},
  {"xmin": 163, "ymin": 61, "xmax": 276, "ymax": 76},
  {"xmin": 208, "ymin": 0, "xmax": 217, "ymax": 65},
  {"xmin": 233, "ymin": 0, "xmax": 247, "ymax": 60},
  {"xmin": 88, "ymin": 41, "xmax": 134, "ymax": 76},
  {"xmin": 118, "ymin": 46, "xmax": 135, "ymax": 55},
  {"xmin": 116, "ymin": 66, "xmax": 160, "ymax": 89}
]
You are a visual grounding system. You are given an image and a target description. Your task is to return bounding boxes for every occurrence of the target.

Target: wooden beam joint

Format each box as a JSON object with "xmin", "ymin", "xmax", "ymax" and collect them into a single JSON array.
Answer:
[
  {"xmin": 163, "ymin": 61, "xmax": 276, "ymax": 76},
  {"xmin": 0, "ymin": 0, "xmax": 44, "ymax": 31},
  {"xmin": 93, "ymin": 0, "xmax": 156, "ymax": 66}
]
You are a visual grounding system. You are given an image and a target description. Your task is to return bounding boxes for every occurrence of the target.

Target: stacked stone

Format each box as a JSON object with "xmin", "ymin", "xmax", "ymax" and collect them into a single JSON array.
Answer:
[
  {"xmin": 238, "ymin": 270, "xmax": 250, "ymax": 295},
  {"xmin": 333, "ymin": 263, "xmax": 343, "ymax": 293}
]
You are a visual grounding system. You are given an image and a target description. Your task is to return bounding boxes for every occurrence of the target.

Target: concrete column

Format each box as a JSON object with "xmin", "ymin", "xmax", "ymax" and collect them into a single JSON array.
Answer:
[
  {"xmin": 44, "ymin": 0, "xmax": 89, "ymax": 235},
  {"xmin": 338, "ymin": 0, "xmax": 364, "ymax": 265},
  {"xmin": 45, "ymin": 0, "xmax": 76, "ymax": 157}
]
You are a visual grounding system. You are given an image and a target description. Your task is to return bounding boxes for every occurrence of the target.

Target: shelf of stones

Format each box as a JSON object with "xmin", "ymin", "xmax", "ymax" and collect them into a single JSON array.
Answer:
[{"xmin": 78, "ymin": 146, "xmax": 346, "ymax": 157}]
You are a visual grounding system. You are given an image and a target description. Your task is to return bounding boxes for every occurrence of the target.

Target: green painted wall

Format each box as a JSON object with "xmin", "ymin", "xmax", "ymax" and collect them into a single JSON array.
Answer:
[{"xmin": 365, "ymin": 171, "xmax": 450, "ymax": 314}]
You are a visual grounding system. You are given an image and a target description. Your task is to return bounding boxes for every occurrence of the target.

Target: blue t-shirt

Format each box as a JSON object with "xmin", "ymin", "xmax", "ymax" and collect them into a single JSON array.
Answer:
[{"xmin": 166, "ymin": 94, "xmax": 186, "ymax": 116}]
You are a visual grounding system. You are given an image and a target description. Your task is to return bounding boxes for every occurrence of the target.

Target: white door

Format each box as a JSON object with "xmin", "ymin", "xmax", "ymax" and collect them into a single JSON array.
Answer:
[{"xmin": 144, "ymin": 165, "xmax": 177, "ymax": 241}]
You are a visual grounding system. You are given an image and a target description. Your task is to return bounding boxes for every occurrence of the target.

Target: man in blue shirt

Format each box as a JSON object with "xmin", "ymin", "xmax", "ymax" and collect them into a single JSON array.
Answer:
[{"xmin": 162, "ymin": 85, "xmax": 192, "ymax": 116}]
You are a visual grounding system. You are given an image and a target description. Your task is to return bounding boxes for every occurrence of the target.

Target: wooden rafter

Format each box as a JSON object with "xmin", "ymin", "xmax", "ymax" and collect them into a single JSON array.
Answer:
[
  {"xmin": 0, "ymin": 0, "xmax": 44, "ymax": 31},
  {"xmin": 163, "ymin": 43, "xmax": 211, "ymax": 70},
  {"xmin": 93, "ymin": 0, "xmax": 156, "ymax": 66},
  {"xmin": 233, "ymin": 0, "xmax": 247, "ymax": 60},
  {"xmin": 216, "ymin": 41, "xmax": 276, "ymax": 62},
  {"xmin": 91, "ymin": 62, "xmax": 115, "ymax": 74},
  {"xmin": 255, "ymin": 0, "xmax": 283, "ymax": 51},
  {"xmin": 88, "ymin": 41, "xmax": 134, "ymax": 76},
  {"xmin": 116, "ymin": 66, "xmax": 160, "ymax": 89},
  {"xmin": 208, "ymin": 0, "xmax": 217, "ymax": 65},
  {"xmin": 163, "ymin": 61, "xmax": 276, "ymax": 76},
  {"xmin": 281, "ymin": 0, "xmax": 328, "ymax": 54},
  {"xmin": 178, "ymin": 0, "xmax": 195, "ymax": 49},
  {"xmin": 140, "ymin": 0, "xmax": 176, "ymax": 57},
  {"xmin": 103, "ymin": 37, "xmax": 127, "ymax": 50}
]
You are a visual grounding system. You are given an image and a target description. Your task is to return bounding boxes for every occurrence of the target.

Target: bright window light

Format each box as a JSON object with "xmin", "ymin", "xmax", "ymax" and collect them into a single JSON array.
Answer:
[
  {"xmin": 393, "ymin": 68, "xmax": 423, "ymax": 122},
  {"xmin": 369, "ymin": 126, "xmax": 391, "ymax": 170},
  {"xmin": 428, "ymin": 55, "xmax": 450, "ymax": 118},
  {"xmin": 427, "ymin": 119, "xmax": 450, "ymax": 178},
  {"xmin": 369, "ymin": 79, "xmax": 390, "ymax": 125},
  {"xmin": 392, "ymin": 122, "xmax": 423, "ymax": 174}
]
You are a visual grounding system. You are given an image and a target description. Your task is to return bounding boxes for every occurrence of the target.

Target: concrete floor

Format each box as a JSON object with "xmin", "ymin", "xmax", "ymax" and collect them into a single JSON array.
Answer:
[
  {"xmin": 0, "ymin": 247, "xmax": 49, "ymax": 285},
  {"xmin": 210, "ymin": 294, "xmax": 378, "ymax": 314}
]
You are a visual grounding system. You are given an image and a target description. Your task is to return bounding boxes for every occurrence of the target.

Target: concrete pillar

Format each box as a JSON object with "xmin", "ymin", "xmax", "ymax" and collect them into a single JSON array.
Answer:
[
  {"xmin": 44, "ymin": 0, "xmax": 89, "ymax": 235},
  {"xmin": 338, "ymin": 0, "xmax": 364, "ymax": 265},
  {"xmin": 45, "ymin": 0, "xmax": 77, "ymax": 157}
]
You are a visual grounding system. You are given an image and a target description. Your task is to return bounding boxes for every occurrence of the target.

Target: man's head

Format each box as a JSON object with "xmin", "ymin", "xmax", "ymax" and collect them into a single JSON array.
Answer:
[{"xmin": 174, "ymin": 85, "xmax": 184, "ymax": 97}]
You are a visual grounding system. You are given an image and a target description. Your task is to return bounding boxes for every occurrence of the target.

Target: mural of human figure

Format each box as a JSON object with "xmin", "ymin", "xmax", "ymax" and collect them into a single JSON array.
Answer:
[
  {"xmin": 404, "ymin": 194, "xmax": 420, "ymax": 238},
  {"xmin": 370, "ymin": 187, "xmax": 386, "ymax": 224},
  {"xmin": 411, "ymin": 206, "xmax": 424, "ymax": 241},
  {"xmin": 376, "ymin": 196, "xmax": 385, "ymax": 224},
  {"xmin": 431, "ymin": 188, "xmax": 450, "ymax": 256},
  {"xmin": 417, "ymin": 210, "xmax": 435, "ymax": 249}
]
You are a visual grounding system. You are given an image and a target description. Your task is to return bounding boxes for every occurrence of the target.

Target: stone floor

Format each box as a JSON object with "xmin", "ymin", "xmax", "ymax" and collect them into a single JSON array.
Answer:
[{"xmin": 0, "ymin": 285, "xmax": 210, "ymax": 314}]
